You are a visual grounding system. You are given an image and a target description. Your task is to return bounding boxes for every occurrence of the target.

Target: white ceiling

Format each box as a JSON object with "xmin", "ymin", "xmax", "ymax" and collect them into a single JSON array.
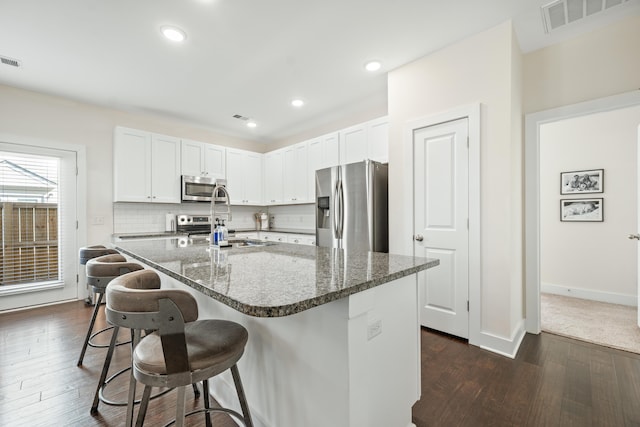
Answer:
[{"xmin": 0, "ymin": 0, "xmax": 638, "ymax": 144}]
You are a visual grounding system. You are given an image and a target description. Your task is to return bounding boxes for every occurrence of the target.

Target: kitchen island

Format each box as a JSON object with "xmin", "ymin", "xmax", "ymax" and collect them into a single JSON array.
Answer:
[{"xmin": 115, "ymin": 238, "xmax": 438, "ymax": 427}]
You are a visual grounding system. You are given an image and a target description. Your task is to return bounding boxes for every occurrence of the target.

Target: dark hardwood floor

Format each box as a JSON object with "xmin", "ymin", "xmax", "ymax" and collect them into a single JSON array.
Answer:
[{"xmin": 2, "ymin": 300, "xmax": 640, "ymax": 426}]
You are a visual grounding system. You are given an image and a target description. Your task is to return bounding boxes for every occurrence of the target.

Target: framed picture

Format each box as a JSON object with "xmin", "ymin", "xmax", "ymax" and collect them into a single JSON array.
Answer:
[
  {"xmin": 560, "ymin": 198, "xmax": 603, "ymax": 222},
  {"xmin": 560, "ymin": 169, "xmax": 604, "ymax": 194}
]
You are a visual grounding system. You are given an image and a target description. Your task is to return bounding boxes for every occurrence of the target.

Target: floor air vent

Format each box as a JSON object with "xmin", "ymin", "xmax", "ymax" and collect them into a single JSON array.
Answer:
[
  {"xmin": 0, "ymin": 55, "xmax": 21, "ymax": 68},
  {"xmin": 542, "ymin": 0, "xmax": 631, "ymax": 33}
]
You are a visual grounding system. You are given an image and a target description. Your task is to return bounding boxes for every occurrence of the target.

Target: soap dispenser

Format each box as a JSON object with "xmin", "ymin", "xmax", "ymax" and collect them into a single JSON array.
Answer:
[{"xmin": 220, "ymin": 220, "xmax": 229, "ymax": 247}]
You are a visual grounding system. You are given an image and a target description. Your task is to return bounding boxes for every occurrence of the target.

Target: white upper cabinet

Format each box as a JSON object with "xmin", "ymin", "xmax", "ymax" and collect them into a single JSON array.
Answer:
[
  {"xmin": 366, "ymin": 117, "xmax": 389, "ymax": 163},
  {"xmin": 339, "ymin": 117, "xmax": 388, "ymax": 165},
  {"xmin": 113, "ymin": 127, "xmax": 181, "ymax": 203},
  {"xmin": 226, "ymin": 148, "xmax": 263, "ymax": 205},
  {"xmin": 264, "ymin": 149, "xmax": 284, "ymax": 205},
  {"xmin": 283, "ymin": 142, "xmax": 308, "ymax": 203},
  {"xmin": 151, "ymin": 134, "xmax": 182, "ymax": 203},
  {"xmin": 307, "ymin": 132, "xmax": 340, "ymax": 200},
  {"xmin": 340, "ymin": 125, "xmax": 367, "ymax": 165},
  {"xmin": 181, "ymin": 139, "xmax": 226, "ymax": 179}
]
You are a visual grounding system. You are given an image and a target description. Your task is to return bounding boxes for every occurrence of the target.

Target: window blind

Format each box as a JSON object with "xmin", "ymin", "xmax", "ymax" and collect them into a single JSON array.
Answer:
[{"xmin": 0, "ymin": 152, "xmax": 61, "ymax": 286}]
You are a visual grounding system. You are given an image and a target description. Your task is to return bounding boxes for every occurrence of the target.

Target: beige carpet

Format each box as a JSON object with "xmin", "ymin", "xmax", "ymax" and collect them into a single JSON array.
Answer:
[{"xmin": 541, "ymin": 293, "xmax": 640, "ymax": 354}]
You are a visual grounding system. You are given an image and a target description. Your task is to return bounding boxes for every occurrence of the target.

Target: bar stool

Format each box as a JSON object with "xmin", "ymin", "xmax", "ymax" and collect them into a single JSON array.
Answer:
[
  {"xmin": 77, "ymin": 245, "xmax": 122, "ymax": 366},
  {"xmin": 91, "ymin": 265, "xmax": 202, "ymax": 421},
  {"xmin": 106, "ymin": 269, "xmax": 253, "ymax": 427},
  {"xmin": 85, "ymin": 253, "xmax": 147, "ymax": 414}
]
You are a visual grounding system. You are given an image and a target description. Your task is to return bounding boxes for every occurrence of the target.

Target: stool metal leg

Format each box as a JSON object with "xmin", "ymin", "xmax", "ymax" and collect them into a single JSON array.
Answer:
[
  {"xmin": 91, "ymin": 324, "xmax": 120, "ymax": 414},
  {"xmin": 231, "ymin": 364, "xmax": 254, "ymax": 427},
  {"xmin": 135, "ymin": 385, "xmax": 153, "ymax": 427},
  {"xmin": 77, "ymin": 291, "xmax": 105, "ymax": 366},
  {"xmin": 202, "ymin": 379, "xmax": 212, "ymax": 427},
  {"xmin": 175, "ymin": 386, "xmax": 187, "ymax": 427},
  {"xmin": 126, "ymin": 329, "xmax": 141, "ymax": 427}
]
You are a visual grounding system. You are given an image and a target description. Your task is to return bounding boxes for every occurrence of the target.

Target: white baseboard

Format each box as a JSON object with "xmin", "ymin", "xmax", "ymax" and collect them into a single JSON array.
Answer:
[
  {"xmin": 476, "ymin": 319, "xmax": 526, "ymax": 359},
  {"xmin": 541, "ymin": 282, "xmax": 637, "ymax": 307}
]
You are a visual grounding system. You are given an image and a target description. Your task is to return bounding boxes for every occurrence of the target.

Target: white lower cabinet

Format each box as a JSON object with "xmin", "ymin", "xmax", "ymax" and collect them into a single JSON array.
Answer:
[
  {"xmin": 286, "ymin": 234, "xmax": 316, "ymax": 245},
  {"xmin": 235, "ymin": 232, "xmax": 259, "ymax": 240},
  {"xmin": 243, "ymin": 232, "xmax": 315, "ymax": 245},
  {"xmin": 260, "ymin": 232, "xmax": 286, "ymax": 243}
]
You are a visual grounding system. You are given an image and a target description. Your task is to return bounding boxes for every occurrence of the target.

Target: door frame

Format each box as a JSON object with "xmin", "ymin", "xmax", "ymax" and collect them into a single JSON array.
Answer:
[
  {"xmin": 0, "ymin": 132, "xmax": 86, "ymax": 310},
  {"xmin": 403, "ymin": 103, "xmax": 481, "ymax": 347},
  {"xmin": 524, "ymin": 90, "xmax": 640, "ymax": 333}
]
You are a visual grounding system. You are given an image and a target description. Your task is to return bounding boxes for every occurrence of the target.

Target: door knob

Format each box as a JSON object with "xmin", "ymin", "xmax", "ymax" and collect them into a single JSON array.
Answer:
[
  {"xmin": 414, "ymin": 234, "xmax": 424, "ymax": 242},
  {"xmin": 628, "ymin": 234, "xmax": 640, "ymax": 240}
]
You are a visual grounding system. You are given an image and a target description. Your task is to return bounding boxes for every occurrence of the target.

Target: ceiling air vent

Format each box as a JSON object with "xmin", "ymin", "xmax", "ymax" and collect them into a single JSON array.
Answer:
[
  {"xmin": 0, "ymin": 55, "xmax": 21, "ymax": 68},
  {"xmin": 232, "ymin": 114, "xmax": 250, "ymax": 121},
  {"xmin": 542, "ymin": 0, "xmax": 631, "ymax": 33}
]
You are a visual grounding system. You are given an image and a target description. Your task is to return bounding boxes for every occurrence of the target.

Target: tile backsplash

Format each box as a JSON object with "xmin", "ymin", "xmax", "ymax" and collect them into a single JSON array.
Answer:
[{"xmin": 113, "ymin": 202, "xmax": 315, "ymax": 234}]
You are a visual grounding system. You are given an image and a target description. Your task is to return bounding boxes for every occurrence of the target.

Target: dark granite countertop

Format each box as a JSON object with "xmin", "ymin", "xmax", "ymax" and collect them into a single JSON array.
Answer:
[{"xmin": 114, "ymin": 239, "xmax": 439, "ymax": 318}]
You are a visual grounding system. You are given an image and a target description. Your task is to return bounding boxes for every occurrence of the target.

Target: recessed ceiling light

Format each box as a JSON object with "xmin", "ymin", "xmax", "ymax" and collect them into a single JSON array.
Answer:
[
  {"xmin": 291, "ymin": 99, "xmax": 304, "ymax": 108},
  {"xmin": 246, "ymin": 121, "xmax": 257, "ymax": 128},
  {"xmin": 161, "ymin": 26, "xmax": 187, "ymax": 42},
  {"xmin": 364, "ymin": 61, "xmax": 382, "ymax": 72}
]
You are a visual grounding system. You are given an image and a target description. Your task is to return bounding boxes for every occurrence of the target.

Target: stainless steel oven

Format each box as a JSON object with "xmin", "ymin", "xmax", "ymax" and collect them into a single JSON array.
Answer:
[{"xmin": 181, "ymin": 175, "xmax": 227, "ymax": 202}]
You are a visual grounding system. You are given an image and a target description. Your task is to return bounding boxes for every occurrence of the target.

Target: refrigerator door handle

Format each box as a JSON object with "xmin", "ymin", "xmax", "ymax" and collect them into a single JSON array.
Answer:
[
  {"xmin": 337, "ymin": 179, "xmax": 344, "ymax": 239},
  {"xmin": 333, "ymin": 180, "xmax": 340, "ymax": 239}
]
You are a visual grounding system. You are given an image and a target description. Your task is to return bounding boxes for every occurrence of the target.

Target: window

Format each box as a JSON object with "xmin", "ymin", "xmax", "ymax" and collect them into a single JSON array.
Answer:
[{"xmin": 0, "ymin": 153, "xmax": 61, "ymax": 286}]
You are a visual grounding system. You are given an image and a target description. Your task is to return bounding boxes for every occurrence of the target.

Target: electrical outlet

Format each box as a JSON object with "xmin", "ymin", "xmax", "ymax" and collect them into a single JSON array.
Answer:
[{"xmin": 367, "ymin": 319, "xmax": 382, "ymax": 341}]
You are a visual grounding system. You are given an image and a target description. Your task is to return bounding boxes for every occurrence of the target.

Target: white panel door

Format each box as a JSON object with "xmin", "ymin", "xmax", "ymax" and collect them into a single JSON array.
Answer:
[{"xmin": 414, "ymin": 118, "xmax": 469, "ymax": 338}]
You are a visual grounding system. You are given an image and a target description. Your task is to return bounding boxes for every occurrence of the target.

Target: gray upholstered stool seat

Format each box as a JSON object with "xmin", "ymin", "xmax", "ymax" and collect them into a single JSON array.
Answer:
[
  {"xmin": 134, "ymin": 319, "xmax": 247, "ymax": 377},
  {"xmin": 106, "ymin": 269, "xmax": 253, "ymax": 427}
]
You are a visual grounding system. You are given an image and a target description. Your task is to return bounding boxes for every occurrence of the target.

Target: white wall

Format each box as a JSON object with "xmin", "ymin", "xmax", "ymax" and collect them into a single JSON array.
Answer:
[
  {"xmin": 0, "ymin": 84, "xmax": 261, "ymax": 246},
  {"xmin": 523, "ymin": 14, "xmax": 640, "ymax": 115},
  {"xmin": 388, "ymin": 21, "xmax": 524, "ymax": 346},
  {"xmin": 540, "ymin": 105, "xmax": 640, "ymax": 305}
]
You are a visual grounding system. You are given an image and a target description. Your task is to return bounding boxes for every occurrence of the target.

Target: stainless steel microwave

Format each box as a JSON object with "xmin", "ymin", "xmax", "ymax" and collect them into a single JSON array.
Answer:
[{"xmin": 181, "ymin": 175, "xmax": 227, "ymax": 202}]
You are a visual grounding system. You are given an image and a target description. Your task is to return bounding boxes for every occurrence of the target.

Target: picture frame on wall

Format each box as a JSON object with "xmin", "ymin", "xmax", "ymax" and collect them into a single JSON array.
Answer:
[
  {"xmin": 560, "ymin": 198, "xmax": 603, "ymax": 222},
  {"xmin": 560, "ymin": 169, "xmax": 604, "ymax": 194}
]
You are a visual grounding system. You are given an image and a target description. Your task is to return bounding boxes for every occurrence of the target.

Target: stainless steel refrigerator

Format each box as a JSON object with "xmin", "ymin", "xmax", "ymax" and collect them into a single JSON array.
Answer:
[{"xmin": 315, "ymin": 159, "xmax": 388, "ymax": 252}]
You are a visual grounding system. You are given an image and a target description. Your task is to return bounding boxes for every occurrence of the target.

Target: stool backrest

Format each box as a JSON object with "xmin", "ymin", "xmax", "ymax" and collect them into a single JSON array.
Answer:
[
  {"xmin": 106, "ymin": 270, "xmax": 199, "ymax": 326},
  {"xmin": 79, "ymin": 245, "xmax": 119, "ymax": 265},
  {"xmin": 86, "ymin": 254, "xmax": 144, "ymax": 278},
  {"xmin": 105, "ymin": 269, "xmax": 198, "ymax": 374}
]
